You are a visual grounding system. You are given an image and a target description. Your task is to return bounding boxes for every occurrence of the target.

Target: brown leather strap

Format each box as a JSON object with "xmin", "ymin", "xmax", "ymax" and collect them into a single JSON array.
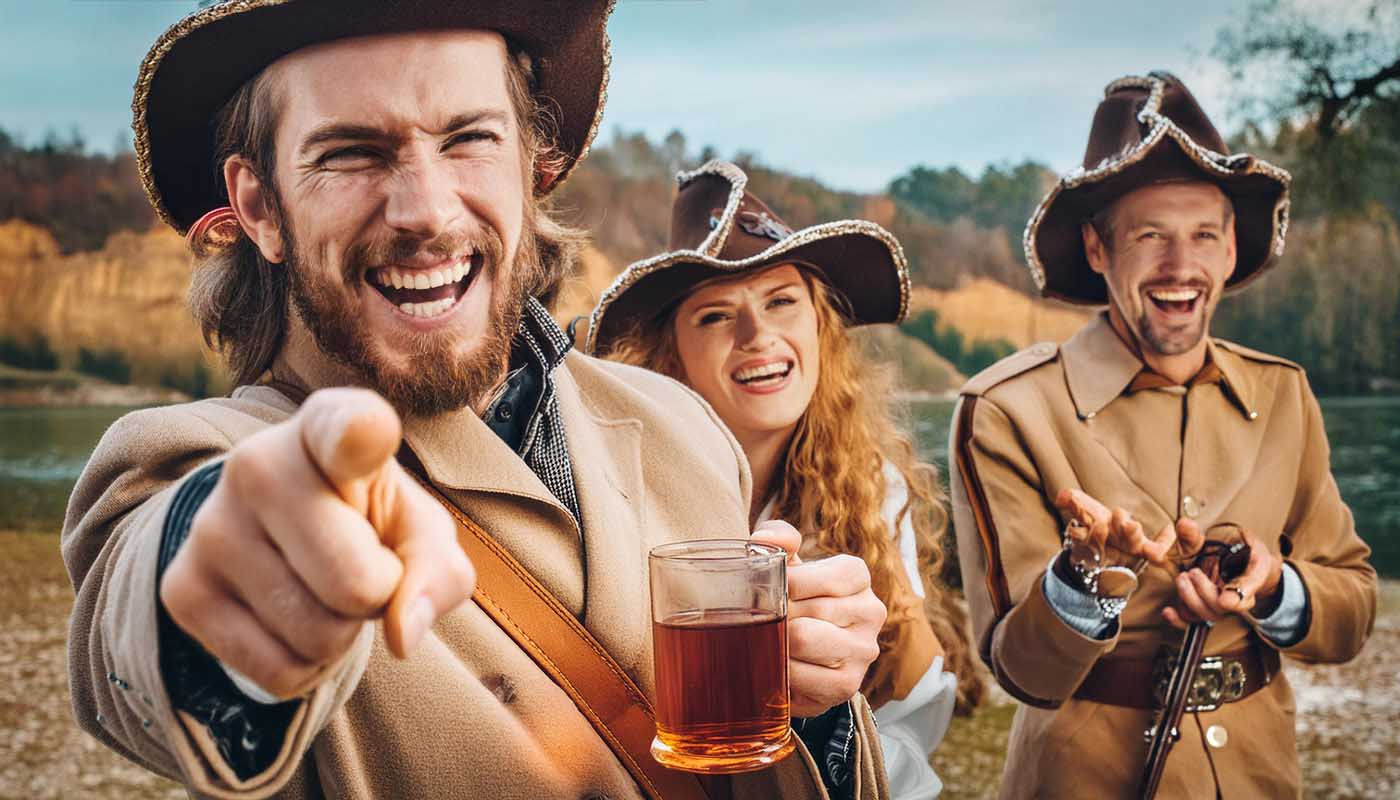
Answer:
[
  {"xmin": 399, "ymin": 454, "xmax": 708, "ymax": 800},
  {"xmin": 1074, "ymin": 646, "xmax": 1280, "ymax": 709}
]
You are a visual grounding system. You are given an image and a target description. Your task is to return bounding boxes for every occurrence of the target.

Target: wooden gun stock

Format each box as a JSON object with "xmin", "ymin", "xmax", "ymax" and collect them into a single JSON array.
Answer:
[
  {"xmin": 1137, "ymin": 620, "xmax": 1209, "ymax": 799},
  {"xmin": 1137, "ymin": 539, "xmax": 1251, "ymax": 798}
]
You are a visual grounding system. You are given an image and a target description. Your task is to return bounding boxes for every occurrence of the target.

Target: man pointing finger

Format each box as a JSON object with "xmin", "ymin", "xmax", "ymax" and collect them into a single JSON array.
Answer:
[{"xmin": 62, "ymin": 4, "xmax": 889, "ymax": 799}]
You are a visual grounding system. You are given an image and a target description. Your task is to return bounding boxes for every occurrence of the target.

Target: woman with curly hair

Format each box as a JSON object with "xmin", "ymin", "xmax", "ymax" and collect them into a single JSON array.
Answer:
[{"xmin": 586, "ymin": 161, "xmax": 982, "ymax": 799}]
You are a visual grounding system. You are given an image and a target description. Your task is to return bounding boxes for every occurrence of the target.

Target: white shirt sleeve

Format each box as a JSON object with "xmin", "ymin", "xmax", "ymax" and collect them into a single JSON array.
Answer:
[
  {"xmin": 876, "ymin": 461, "xmax": 953, "ymax": 798},
  {"xmin": 881, "ymin": 462, "xmax": 926, "ymax": 599},
  {"xmin": 875, "ymin": 656, "xmax": 956, "ymax": 799}
]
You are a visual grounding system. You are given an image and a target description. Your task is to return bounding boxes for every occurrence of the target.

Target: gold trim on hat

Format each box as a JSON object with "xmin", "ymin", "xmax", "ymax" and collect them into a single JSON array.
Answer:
[
  {"xmin": 133, "ymin": 0, "xmax": 295, "ymax": 232},
  {"xmin": 674, "ymin": 159, "xmax": 750, "ymax": 258},
  {"xmin": 1023, "ymin": 73, "xmax": 1292, "ymax": 303},
  {"xmin": 565, "ymin": 0, "xmax": 617, "ymax": 188},
  {"xmin": 132, "ymin": 0, "xmax": 613, "ymax": 234},
  {"xmin": 585, "ymin": 163, "xmax": 911, "ymax": 354}
]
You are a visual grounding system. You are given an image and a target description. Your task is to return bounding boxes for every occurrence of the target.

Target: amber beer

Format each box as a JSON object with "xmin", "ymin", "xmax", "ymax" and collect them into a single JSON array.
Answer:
[{"xmin": 648, "ymin": 541, "xmax": 794, "ymax": 774}]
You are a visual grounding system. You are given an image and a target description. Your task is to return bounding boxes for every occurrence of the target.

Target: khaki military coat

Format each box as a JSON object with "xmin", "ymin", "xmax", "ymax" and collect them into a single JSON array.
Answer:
[
  {"xmin": 949, "ymin": 314, "xmax": 1376, "ymax": 799},
  {"xmin": 63, "ymin": 352, "xmax": 888, "ymax": 800}
]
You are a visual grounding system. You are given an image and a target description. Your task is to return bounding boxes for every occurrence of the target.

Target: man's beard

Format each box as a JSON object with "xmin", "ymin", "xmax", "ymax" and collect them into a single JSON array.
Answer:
[
  {"xmin": 1132, "ymin": 281, "xmax": 1213, "ymax": 357},
  {"xmin": 1135, "ymin": 306, "xmax": 1208, "ymax": 356},
  {"xmin": 284, "ymin": 218, "xmax": 547, "ymax": 418}
]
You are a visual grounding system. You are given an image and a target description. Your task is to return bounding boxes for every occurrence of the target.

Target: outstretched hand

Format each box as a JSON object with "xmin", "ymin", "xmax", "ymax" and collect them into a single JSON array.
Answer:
[
  {"xmin": 1054, "ymin": 488, "xmax": 1179, "ymax": 568},
  {"xmin": 160, "ymin": 388, "xmax": 476, "ymax": 700}
]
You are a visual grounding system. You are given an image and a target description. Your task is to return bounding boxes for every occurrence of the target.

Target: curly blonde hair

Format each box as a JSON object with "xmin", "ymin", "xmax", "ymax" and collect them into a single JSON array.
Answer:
[{"xmin": 603, "ymin": 270, "xmax": 983, "ymax": 713}]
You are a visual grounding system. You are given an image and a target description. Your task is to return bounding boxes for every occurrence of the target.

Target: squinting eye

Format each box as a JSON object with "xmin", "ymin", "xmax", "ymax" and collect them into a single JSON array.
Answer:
[
  {"xmin": 698, "ymin": 312, "xmax": 728, "ymax": 326},
  {"xmin": 769, "ymin": 296, "xmax": 796, "ymax": 308},
  {"xmin": 444, "ymin": 131, "xmax": 501, "ymax": 151},
  {"xmin": 320, "ymin": 147, "xmax": 379, "ymax": 169}
]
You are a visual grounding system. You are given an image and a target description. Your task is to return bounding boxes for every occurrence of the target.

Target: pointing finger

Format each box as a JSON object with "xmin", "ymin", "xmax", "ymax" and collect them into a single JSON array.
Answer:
[
  {"xmin": 299, "ymin": 388, "xmax": 403, "ymax": 508},
  {"xmin": 379, "ymin": 473, "xmax": 476, "ymax": 658}
]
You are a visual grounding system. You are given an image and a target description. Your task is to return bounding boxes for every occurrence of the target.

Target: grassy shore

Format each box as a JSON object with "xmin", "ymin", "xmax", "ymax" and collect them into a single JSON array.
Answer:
[
  {"xmin": 0, "ymin": 364, "xmax": 188, "ymax": 408},
  {"xmin": 4, "ymin": 530, "xmax": 1396, "ymax": 798}
]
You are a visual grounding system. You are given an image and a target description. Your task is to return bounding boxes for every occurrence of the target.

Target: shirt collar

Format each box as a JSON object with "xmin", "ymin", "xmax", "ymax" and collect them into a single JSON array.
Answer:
[
  {"xmin": 482, "ymin": 296, "xmax": 574, "ymax": 456},
  {"xmin": 1061, "ymin": 313, "xmax": 1255, "ymax": 420}
]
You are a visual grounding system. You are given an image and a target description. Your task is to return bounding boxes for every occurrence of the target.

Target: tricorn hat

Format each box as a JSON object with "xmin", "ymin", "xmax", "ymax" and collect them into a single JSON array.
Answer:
[
  {"xmin": 585, "ymin": 160, "xmax": 910, "ymax": 354},
  {"xmin": 134, "ymin": 0, "xmax": 614, "ymax": 235},
  {"xmin": 1024, "ymin": 72, "xmax": 1291, "ymax": 305}
]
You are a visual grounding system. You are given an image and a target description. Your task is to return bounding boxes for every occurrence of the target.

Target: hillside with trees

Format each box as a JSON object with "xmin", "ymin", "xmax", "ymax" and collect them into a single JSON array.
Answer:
[{"xmin": 1, "ymin": 0, "xmax": 1397, "ymax": 397}]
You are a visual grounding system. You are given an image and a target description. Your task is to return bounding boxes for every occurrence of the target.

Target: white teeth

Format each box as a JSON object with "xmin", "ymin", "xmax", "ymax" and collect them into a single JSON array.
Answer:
[
  {"xmin": 1148, "ymin": 288, "xmax": 1201, "ymax": 302},
  {"xmin": 397, "ymin": 297, "xmax": 455, "ymax": 318},
  {"xmin": 381, "ymin": 260, "xmax": 471, "ymax": 291},
  {"xmin": 734, "ymin": 362, "xmax": 791, "ymax": 383}
]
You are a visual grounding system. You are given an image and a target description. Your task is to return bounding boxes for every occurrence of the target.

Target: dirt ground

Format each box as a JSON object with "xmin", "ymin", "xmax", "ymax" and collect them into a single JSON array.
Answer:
[{"xmin": 5, "ymin": 531, "xmax": 1396, "ymax": 798}]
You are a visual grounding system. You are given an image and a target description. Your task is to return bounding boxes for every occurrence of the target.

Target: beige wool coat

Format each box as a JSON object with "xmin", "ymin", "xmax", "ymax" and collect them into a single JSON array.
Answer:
[
  {"xmin": 949, "ymin": 314, "xmax": 1377, "ymax": 799},
  {"xmin": 63, "ymin": 353, "xmax": 888, "ymax": 800}
]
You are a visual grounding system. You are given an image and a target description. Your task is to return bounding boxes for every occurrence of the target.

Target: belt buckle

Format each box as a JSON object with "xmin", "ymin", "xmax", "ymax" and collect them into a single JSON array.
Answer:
[{"xmin": 1152, "ymin": 651, "xmax": 1249, "ymax": 712}]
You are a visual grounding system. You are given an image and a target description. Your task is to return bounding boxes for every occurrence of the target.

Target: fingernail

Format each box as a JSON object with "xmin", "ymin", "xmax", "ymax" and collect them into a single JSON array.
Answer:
[{"xmin": 404, "ymin": 596, "xmax": 435, "ymax": 650}]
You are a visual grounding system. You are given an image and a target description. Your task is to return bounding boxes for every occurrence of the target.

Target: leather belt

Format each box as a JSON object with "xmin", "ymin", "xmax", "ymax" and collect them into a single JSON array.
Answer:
[{"xmin": 1074, "ymin": 645, "xmax": 1280, "ymax": 711}]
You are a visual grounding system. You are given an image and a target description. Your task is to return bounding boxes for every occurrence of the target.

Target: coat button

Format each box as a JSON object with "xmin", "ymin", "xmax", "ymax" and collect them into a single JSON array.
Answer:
[
  {"xmin": 1206, "ymin": 724, "xmax": 1228, "ymax": 748},
  {"xmin": 1182, "ymin": 495, "xmax": 1201, "ymax": 519},
  {"xmin": 495, "ymin": 403, "xmax": 514, "ymax": 422},
  {"xmin": 482, "ymin": 674, "xmax": 518, "ymax": 705}
]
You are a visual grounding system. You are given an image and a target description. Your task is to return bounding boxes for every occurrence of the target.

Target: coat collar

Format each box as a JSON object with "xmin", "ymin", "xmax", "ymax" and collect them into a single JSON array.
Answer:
[
  {"xmin": 1061, "ymin": 313, "xmax": 1255, "ymax": 420},
  {"xmin": 265, "ymin": 349, "xmax": 648, "ymax": 547},
  {"xmin": 401, "ymin": 356, "xmax": 645, "ymax": 527}
]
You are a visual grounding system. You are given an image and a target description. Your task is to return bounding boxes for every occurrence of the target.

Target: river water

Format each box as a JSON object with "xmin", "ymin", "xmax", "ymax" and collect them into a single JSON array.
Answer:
[{"xmin": 3, "ymin": 398, "xmax": 1399, "ymax": 571}]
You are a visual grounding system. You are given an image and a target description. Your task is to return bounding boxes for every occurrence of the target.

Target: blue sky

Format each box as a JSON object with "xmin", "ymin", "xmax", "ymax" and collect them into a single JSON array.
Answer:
[{"xmin": 1, "ymin": 0, "xmax": 1270, "ymax": 192}]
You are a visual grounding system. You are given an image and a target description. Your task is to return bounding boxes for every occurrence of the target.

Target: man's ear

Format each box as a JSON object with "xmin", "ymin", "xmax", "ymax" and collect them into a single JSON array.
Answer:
[
  {"xmin": 1082, "ymin": 222, "xmax": 1108, "ymax": 275},
  {"xmin": 224, "ymin": 156, "xmax": 285, "ymax": 264}
]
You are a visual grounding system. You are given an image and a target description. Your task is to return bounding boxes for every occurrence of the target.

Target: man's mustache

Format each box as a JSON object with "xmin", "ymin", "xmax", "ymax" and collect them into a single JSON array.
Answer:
[{"xmin": 341, "ymin": 229, "xmax": 506, "ymax": 279}]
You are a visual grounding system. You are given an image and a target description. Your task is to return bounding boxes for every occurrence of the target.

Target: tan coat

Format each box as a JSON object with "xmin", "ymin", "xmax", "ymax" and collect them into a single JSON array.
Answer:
[
  {"xmin": 63, "ymin": 353, "xmax": 888, "ymax": 800},
  {"xmin": 949, "ymin": 314, "xmax": 1376, "ymax": 799}
]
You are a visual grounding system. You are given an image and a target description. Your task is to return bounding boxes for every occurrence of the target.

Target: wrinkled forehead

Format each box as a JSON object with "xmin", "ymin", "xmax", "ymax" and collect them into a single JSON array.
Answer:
[{"xmin": 264, "ymin": 29, "xmax": 514, "ymax": 139}]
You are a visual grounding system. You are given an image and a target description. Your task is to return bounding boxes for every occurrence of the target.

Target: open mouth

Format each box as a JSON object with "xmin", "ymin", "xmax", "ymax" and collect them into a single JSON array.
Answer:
[
  {"xmin": 731, "ymin": 359, "xmax": 794, "ymax": 389},
  {"xmin": 1146, "ymin": 287, "xmax": 1202, "ymax": 315},
  {"xmin": 366, "ymin": 253, "xmax": 482, "ymax": 318}
]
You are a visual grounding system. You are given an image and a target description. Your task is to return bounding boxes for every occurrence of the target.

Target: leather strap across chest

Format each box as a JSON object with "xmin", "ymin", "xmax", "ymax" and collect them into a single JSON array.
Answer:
[{"xmin": 398, "ymin": 450, "xmax": 709, "ymax": 800}]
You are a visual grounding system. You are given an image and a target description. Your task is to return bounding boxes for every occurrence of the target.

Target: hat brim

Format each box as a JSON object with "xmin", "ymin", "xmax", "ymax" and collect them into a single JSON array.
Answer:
[
  {"xmin": 135, "ymin": 0, "xmax": 612, "ymax": 233},
  {"xmin": 586, "ymin": 221, "xmax": 909, "ymax": 354},
  {"xmin": 1026, "ymin": 122, "xmax": 1290, "ymax": 306}
]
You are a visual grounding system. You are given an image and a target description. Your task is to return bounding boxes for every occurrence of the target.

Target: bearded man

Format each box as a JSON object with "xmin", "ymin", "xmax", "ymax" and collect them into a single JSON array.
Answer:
[
  {"xmin": 62, "ymin": 3, "xmax": 890, "ymax": 798},
  {"xmin": 949, "ymin": 73, "xmax": 1376, "ymax": 798}
]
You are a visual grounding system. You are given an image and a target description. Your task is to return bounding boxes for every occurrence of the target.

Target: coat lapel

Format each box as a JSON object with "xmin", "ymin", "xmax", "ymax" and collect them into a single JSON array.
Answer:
[
  {"xmin": 402, "ymin": 400, "xmax": 590, "ymax": 613},
  {"xmin": 553, "ymin": 362, "xmax": 653, "ymax": 691}
]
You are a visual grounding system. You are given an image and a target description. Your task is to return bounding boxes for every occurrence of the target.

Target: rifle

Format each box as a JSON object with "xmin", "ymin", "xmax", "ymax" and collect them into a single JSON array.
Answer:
[{"xmin": 1137, "ymin": 540, "xmax": 1251, "ymax": 799}]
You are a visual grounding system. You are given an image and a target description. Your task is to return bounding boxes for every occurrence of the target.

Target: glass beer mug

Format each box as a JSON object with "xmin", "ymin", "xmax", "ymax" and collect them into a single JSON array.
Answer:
[{"xmin": 648, "ymin": 539, "xmax": 796, "ymax": 774}]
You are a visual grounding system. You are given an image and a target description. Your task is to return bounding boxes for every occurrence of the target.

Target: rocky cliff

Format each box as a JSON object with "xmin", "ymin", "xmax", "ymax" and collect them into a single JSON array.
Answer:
[
  {"xmin": 0, "ymin": 219, "xmax": 1000, "ymax": 397},
  {"xmin": 0, "ymin": 220, "xmax": 222, "ymax": 391}
]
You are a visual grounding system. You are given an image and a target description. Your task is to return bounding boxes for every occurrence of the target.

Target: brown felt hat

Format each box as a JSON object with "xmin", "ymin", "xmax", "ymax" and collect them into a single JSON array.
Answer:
[
  {"xmin": 585, "ymin": 160, "xmax": 911, "ymax": 354},
  {"xmin": 133, "ymin": 0, "xmax": 614, "ymax": 234},
  {"xmin": 1025, "ymin": 72, "xmax": 1291, "ymax": 305}
]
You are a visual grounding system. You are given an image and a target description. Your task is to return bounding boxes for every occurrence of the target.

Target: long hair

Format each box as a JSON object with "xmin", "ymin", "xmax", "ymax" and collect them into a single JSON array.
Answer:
[
  {"xmin": 604, "ymin": 272, "xmax": 984, "ymax": 713},
  {"xmin": 188, "ymin": 45, "xmax": 584, "ymax": 388}
]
